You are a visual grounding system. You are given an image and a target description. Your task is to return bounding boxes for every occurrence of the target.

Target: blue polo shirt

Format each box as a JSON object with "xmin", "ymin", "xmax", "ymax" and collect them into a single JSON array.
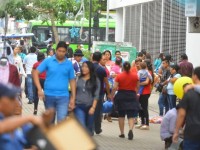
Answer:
[
  {"xmin": 0, "ymin": 114, "xmax": 32, "ymax": 150},
  {"xmin": 37, "ymin": 55, "xmax": 75, "ymax": 96}
]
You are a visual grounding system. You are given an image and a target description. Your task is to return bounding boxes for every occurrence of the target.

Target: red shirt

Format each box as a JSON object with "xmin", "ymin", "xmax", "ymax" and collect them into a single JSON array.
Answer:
[
  {"xmin": 142, "ymin": 71, "xmax": 152, "ymax": 95},
  {"xmin": 115, "ymin": 71, "xmax": 138, "ymax": 91},
  {"xmin": 33, "ymin": 61, "xmax": 46, "ymax": 79}
]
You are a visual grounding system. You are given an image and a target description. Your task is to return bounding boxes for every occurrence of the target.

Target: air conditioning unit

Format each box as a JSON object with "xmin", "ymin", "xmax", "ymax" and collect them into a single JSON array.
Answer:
[{"xmin": 188, "ymin": 17, "xmax": 200, "ymax": 33}]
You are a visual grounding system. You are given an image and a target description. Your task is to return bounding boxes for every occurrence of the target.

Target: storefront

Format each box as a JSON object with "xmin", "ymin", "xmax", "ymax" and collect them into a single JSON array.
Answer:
[{"xmin": 109, "ymin": 0, "xmax": 186, "ymax": 63}]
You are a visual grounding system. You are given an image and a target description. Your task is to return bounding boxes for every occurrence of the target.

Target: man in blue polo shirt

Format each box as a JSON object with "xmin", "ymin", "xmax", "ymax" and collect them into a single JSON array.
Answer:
[{"xmin": 33, "ymin": 41, "xmax": 76, "ymax": 123}]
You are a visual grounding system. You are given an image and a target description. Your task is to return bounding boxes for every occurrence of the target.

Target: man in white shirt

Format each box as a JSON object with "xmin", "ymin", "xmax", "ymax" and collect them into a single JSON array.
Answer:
[{"xmin": 23, "ymin": 47, "xmax": 37, "ymax": 104}]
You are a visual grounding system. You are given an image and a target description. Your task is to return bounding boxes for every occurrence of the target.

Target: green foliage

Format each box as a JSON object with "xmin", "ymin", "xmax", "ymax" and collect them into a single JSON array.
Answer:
[
  {"xmin": 0, "ymin": 0, "xmax": 75, "ymax": 23},
  {"xmin": 84, "ymin": 0, "xmax": 100, "ymax": 19},
  {"xmin": 82, "ymin": 49, "xmax": 91, "ymax": 60}
]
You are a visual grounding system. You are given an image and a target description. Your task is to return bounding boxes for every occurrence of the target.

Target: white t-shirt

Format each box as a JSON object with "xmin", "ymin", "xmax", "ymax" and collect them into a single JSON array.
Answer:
[
  {"xmin": 23, "ymin": 53, "xmax": 37, "ymax": 74},
  {"xmin": 14, "ymin": 54, "xmax": 26, "ymax": 77},
  {"xmin": 167, "ymin": 73, "xmax": 181, "ymax": 95}
]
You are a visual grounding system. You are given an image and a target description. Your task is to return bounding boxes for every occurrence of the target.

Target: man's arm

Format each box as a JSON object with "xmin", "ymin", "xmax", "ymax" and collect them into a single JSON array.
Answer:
[
  {"xmin": 172, "ymin": 108, "xmax": 186, "ymax": 143},
  {"xmin": 104, "ymin": 77, "xmax": 111, "ymax": 99},
  {"xmin": 0, "ymin": 116, "xmax": 42, "ymax": 134},
  {"xmin": 111, "ymin": 81, "xmax": 119, "ymax": 100}
]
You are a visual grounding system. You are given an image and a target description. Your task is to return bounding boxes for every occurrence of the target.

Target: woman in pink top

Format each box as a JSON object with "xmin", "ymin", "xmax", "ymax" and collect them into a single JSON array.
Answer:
[{"xmin": 110, "ymin": 57, "xmax": 122, "ymax": 77}]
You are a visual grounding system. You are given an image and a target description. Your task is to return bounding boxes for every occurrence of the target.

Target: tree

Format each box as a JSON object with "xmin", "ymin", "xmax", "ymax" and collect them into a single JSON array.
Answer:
[{"xmin": 0, "ymin": 0, "xmax": 75, "ymax": 44}]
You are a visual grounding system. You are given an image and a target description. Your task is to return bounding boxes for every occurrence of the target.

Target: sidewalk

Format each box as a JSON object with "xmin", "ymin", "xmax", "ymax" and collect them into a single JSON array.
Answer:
[{"xmin": 22, "ymin": 92, "xmax": 164, "ymax": 150}]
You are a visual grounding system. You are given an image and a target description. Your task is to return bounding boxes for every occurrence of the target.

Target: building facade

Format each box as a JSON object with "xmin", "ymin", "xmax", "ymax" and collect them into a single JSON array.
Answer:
[{"xmin": 110, "ymin": 0, "xmax": 186, "ymax": 63}]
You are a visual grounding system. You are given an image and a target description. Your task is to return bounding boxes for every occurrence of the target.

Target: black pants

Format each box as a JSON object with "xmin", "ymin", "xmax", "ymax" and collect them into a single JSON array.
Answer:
[
  {"xmin": 33, "ymin": 79, "xmax": 45, "ymax": 111},
  {"xmin": 139, "ymin": 94, "xmax": 150, "ymax": 126},
  {"xmin": 94, "ymin": 94, "xmax": 104, "ymax": 133}
]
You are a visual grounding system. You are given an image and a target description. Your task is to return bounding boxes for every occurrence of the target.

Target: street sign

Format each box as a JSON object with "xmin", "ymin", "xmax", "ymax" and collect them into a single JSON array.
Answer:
[{"xmin": 185, "ymin": 0, "xmax": 200, "ymax": 17}]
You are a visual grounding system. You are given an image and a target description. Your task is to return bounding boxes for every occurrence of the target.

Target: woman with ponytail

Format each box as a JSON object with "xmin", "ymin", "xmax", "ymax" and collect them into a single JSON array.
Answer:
[{"xmin": 111, "ymin": 61, "xmax": 140, "ymax": 140}]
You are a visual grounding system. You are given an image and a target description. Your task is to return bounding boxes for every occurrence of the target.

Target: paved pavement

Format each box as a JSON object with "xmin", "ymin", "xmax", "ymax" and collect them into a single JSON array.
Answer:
[{"xmin": 22, "ymin": 91, "xmax": 164, "ymax": 150}]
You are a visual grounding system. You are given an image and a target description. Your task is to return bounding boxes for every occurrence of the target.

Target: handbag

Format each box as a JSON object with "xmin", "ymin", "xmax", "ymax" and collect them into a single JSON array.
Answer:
[
  {"xmin": 162, "ymin": 85, "xmax": 168, "ymax": 94},
  {"xmin": 102, "ymin": 100, "xmax": 113, "ymax": 113}
]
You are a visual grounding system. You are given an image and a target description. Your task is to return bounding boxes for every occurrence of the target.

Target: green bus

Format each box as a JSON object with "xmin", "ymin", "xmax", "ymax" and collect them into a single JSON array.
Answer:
[{"xmin": 28, "ymin": 18, "xmax": 116, "ymax": 52}]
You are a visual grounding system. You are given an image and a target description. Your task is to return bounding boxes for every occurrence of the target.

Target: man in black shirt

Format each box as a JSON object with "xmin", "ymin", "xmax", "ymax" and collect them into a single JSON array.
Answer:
[
  {"xmin": 173, "ymin": 67, "xmax": 200, "ymax": 149},
  {"xmin": 92, "ymin": 52, "xmax": 111, "ymax": 134}
]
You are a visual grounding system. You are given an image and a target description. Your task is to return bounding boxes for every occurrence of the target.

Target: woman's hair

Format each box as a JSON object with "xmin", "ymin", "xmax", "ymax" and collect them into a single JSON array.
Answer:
[
  {"xmin": 37, "ymin": 52, "xmax": 45, "ymax": 61},
  {"xmin": 145, "ymin": 53, "xmax": 151, "ymax": 61},
  {"xmin": 123, "ymin": 61, "xmax": 131, "ymax": 73},
  {"xmin": 115, "ymin": 57, "xmax": 122, "ymax": 66},
  {"xmin": 135, "ymin": 58, "xmax": 142, "ymax": 63},
  {"xmin": 159, "ymin": 53, "xmax": 164, "ymax": 59},
  {"xmin": 103, "ymin": 50, "xmax": 112, "ymax": 60},
  {"xmin": 144, "ymin": 59, "xmax": 154, "ymax": 83},
  {"xmin": 80, "ymin": 61, "xmax": 97, "ymax": 96}
]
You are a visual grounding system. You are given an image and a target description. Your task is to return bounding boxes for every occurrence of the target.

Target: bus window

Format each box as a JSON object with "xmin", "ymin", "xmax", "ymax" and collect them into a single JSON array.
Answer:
[
  {"xmin": 57, "ymin": 27, "xmax": 70, "ymax": 42},
  {"xmin": 32, "ymin": 26, "xmax": 51, "ymax": 42}
]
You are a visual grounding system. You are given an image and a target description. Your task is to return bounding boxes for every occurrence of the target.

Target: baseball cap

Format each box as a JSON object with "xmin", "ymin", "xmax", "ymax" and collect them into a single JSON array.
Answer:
[
  {"xmin": 74, "ymin": 49, "xmax": 84, "ymax": 56},
  {"xmin": 0, "ymin": 83, "xmax": 21, "ymax": 99}
]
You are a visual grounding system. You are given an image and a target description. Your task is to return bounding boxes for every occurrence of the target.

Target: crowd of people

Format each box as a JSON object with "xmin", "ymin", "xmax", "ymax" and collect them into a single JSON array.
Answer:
[{"xmin": 1, "ymin": 39, "xmax": 200, "ymax": 150}]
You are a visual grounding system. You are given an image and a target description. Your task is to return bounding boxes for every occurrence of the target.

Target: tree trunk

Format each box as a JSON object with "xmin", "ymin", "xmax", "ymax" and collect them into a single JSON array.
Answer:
[{"xmin": 50, "ymin": 13, "xmax": 59, "ymax": 44}]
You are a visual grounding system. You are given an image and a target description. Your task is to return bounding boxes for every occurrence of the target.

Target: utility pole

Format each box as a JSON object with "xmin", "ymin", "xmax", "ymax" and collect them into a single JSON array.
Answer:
[
  {"xmin": 105, "ymin": 0, "xmax": 109, "ymax": 41},
  {"xmin": 88, "ymin": 0, "xmax": 92, "ymax": 50}
]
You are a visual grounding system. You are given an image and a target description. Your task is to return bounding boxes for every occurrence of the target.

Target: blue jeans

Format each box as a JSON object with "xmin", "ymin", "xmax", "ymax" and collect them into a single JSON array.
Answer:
[
  {"xmin": 167, "ymin": 94, "xmax": 176, "ymax": 109},
  {"xmin": 44, "ymin": 95, "xmax": 69, "ymax": 123},
  {"xmin": 26, "ymin": 74, "xmax": 34, "ymax": 102},
  {"xmin": 138, "ymin": 78, "xmax": 146, "ymax": 94},
  {"xmin": 183, "ymin": 139, "xmax": 200, "ymax": 150},
  {"xmin": 158, "ymin": 93, "xmax": 169, "ymax": 116},
  {"xmin": 75, "ymin": 104, "xmax": 94, "ymax": 135}
]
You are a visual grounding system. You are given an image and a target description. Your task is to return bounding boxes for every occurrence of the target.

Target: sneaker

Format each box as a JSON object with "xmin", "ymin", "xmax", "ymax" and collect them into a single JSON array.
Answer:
[
  {"xmin": 140, "ymin": 125, "xmax": 150, "ymax": 130},
  {"xmin": 119, "ymin": 134, "xmax": 125, "ymax": 138},
  {"xmin": 135, "ymin": 124, "xmax": 142, "ymax": 129},
  {"xmin": 128, "ymin": 130, "xmax": 133, "ymax": 140},
  {"xmin": 28, "ymin": 101, "xmax": 33, "ymax": 104},
  {"xmin": 33, "ymin": 110, "xmax": 37, "ymax": 115}
]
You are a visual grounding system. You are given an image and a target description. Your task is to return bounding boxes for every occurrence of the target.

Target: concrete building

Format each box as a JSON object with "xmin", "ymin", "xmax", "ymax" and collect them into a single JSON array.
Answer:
[
  {"xmin": 185, "ymin": 0, "xmax": 200, "ymax": 67},
  {"xmin": 109, "ymin": 0, "xmax": 186, "ymax": 62}
]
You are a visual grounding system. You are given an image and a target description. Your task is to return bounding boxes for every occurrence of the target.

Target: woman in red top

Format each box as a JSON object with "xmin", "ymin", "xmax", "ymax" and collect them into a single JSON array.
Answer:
[
  {"xmin": 112, "ymin": 62, "xmax": 140, "ymax": 140},
  {"xmin": 32, "ymin": 52, "xmax": 46, "ymax": 115},
  {"xmin": 136, "ymin": 59, "xmax": 153, "ymax": 130}
]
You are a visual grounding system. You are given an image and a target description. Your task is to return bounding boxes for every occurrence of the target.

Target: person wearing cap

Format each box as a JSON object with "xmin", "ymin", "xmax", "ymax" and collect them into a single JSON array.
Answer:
[
  {"xmin": 73, "ymin": 49, "xmax": 84, "ymax": 76},
  {"xmin": 0, "ymin": 83, "xmax": 52, "ymax": 150},
  {"xmin": 77, "ymin": 44, "xmax": 88, "ymax": 63},
  {"xmin": 178, "ymin": 53, "xmax": 193, "ymax": 78},
  {"xmin": 166, "ymin": 64, "xmax": 181, "ymax": 109}
]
